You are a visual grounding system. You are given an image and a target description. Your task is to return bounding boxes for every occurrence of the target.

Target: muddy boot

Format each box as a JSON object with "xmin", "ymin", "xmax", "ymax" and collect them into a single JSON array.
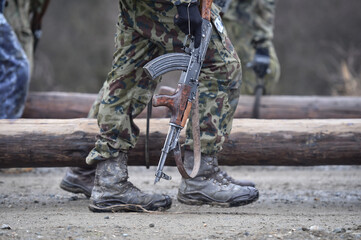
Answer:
[
  {"xmin": 218, "ymin": 171, "xmax": 255, "ymax": 187},
  {"xmin": 88, "ymin": 153, "xmax": 172, "ymax": 212},
  {"xmin": 177, "ymin": 150, "xmax": 259, "ymax": 207},
  {"xmin": 60, "ymin": 167, "xmax": 96, "ymax": 198},
  {"xmin": 186, "ymin": 150, "xmax": 255, "ymax": 187}
]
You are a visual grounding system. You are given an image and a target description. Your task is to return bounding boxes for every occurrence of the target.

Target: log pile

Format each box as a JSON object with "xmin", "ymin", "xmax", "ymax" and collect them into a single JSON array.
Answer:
[
  {"xmin": 1, "ymin": 118, "xmax": 360, "ymax": 168},
  {"xmin": 3, "ymin": 90, "xmax": 360, "ymax": 168}
]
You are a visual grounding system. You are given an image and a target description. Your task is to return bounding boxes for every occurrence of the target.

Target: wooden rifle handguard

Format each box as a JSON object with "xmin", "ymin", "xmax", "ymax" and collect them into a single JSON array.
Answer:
[{"xmin": 201, "ymin": 0, "xmax": 213, "ymax": 21}]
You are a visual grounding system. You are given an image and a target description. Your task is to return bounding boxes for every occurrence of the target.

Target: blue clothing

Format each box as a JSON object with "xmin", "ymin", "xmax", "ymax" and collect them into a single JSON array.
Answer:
[{"xmin": 0, "ymin": 12, "xmax": 30, "ymax": 118}]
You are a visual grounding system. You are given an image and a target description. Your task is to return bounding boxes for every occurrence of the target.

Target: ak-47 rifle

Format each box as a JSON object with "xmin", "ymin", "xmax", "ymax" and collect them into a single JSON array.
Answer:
[{"xmin": 143, "ymin": 0, "xmax": 213, "ymax": 184}]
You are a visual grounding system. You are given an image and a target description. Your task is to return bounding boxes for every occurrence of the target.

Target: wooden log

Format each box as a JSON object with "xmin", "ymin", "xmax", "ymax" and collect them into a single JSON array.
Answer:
[
  {"xmin": 23, "ymin": 91, "xmax": 361, "ymax": 119},
  {"xmin": 0, "ymin": 118, "xmax": 360, "ymax": 168},
  {"xmin": 23, "ymin": 92, "xmax": 96, "ymax": 119},
  {"xmin": 22, "ymin": 91, "xmax": 169, "ymax": 119},
  {"xmin": 237, "ymin": 95, "xmax": 361, "ymax": 119}
]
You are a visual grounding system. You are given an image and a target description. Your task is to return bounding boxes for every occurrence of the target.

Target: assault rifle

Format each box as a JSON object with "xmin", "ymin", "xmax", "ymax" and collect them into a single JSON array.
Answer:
[{"xmin": 143, "ymin": 0, "xmax": 213, "ymax": 184}]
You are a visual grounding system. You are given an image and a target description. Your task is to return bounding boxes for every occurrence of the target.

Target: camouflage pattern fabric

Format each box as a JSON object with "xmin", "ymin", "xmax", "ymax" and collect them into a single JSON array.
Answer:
[
  {"xmin": 222, "ymin": 0, "xmax": 280, "ymax": 95},
  {"xmin": 0, "ymin": 11, "xmax": 30, "ymax": 118},
  {"xmin": 86, "ymin": 0, "xmax": 241, "ymax": 165}
]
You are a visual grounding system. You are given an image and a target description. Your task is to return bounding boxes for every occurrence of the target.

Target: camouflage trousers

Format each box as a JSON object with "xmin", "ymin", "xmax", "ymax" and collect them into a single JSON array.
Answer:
[{"xmin": 86, "ymin": 0, "xmax": 241, "ymax": 165}]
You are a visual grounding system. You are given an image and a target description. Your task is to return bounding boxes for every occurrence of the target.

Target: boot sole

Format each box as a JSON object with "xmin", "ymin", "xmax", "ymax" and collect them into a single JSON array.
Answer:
[
  {"xmin": 88, "ymin": 202, "xmax": 171, "ymax": 213},
  {"xmin": 177, "ymin": 191, "xmax": 259, "ymax": 207},
  {"xmin": 60, "ymin": 180, "xmax": 91, "ymax": 198}
]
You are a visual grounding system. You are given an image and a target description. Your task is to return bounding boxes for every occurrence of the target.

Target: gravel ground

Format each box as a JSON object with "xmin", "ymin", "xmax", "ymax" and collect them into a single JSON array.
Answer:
[{"xmin": 0, "ymin": 166, "xmax": 360, "ymax": 240}]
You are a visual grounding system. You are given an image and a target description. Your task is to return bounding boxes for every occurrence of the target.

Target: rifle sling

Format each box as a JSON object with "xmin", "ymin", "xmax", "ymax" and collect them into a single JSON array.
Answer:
[
  {"xmin": 144, "ymin": 100, "xmax": 152, "ymax": 169},
  {"xmin": 174, "ymin": 92, "xmax": 201, "ymax": 179}
]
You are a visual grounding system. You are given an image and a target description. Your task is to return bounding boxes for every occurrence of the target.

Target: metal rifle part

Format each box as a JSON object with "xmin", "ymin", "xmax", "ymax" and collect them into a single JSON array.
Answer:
[
  {"xmin": 144, "ymin": 19, "xmax": 213, "ymax": 184},
  {"xmin": 144, "ymin": 53, "xmax": 191, "ymax": 80},
  {"xmin": 154, "ymin": 124, "xmax": 181, "ymax": 184},
  {"xmin": 145, "ymin": 100, "xmax": 152, "ymax": 169}
]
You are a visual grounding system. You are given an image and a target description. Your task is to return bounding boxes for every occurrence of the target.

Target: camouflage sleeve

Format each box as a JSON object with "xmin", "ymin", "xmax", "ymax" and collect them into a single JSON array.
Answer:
[
  {"xmin": 171, "ymin": 0, "xmax": 198, "ymax": 6},
  {"xmin": 252, "ymin": 0, "xmax": 277, "ymax": 47}
]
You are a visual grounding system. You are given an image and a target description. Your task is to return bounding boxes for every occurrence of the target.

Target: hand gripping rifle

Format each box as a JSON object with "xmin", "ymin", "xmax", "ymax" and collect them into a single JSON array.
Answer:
[{"xmin": 143, "ymin": 0, "xmax": 213, "ymax": 184}]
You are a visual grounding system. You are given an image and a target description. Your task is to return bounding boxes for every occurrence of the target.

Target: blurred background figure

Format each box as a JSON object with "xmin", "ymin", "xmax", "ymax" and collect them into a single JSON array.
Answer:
[
  {"xmin": 220, "ymin": 0, "xmax": 280, "ymax": 96},
  {"xmin": 213, "ymin": 0, "xmax": 280, "ymax": 118},
  {"xmin": 0, "ymin": 0, "xmax": 49, "ymax": 119}
]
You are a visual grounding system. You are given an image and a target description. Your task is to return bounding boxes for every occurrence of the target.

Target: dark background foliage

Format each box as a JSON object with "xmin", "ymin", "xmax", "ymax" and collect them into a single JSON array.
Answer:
[{"xmin": 30, "ymin": 0, "xmax": 361, "ymax": 96}]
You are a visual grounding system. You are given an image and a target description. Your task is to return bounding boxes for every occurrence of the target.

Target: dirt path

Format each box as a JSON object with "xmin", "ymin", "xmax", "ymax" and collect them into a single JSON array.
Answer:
[{"xmin": 1, "ymin": 166, "xmax": 360, "ymax": 239}]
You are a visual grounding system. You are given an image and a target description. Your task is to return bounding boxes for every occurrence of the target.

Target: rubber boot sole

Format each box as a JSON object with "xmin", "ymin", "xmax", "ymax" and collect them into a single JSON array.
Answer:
[
  {"xmin": 60, "ymin": 180, "xmax": 91, "ymax": 198},
  {"xmin": 88, "ymin": 199, "xmax": 172, "ymax": 213},
  {"xmin": 177, "ymin": 191, "xmax": 259, "ymax": 207},
  {"xmin": 89, "ymin": 203, "xmax": 154, "ymax": 213}
]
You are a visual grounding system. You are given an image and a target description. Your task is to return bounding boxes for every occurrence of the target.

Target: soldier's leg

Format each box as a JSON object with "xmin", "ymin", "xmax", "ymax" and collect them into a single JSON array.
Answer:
[
  {"xmin": 179, "ymin": 6, "xmax": 259, "ymax": 206},
  {"xmin": 86, "ymin": 0, "xmax": 172, "ymax": 212},
  {"xmin": 105, "ymin": 0, "xmax": 258, "ymax": 206}
]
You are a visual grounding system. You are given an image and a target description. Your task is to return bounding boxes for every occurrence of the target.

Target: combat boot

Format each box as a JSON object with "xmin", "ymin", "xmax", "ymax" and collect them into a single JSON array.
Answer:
[
  {"xmin": 88, "ymin": 152, "xmax": 172, "ymax": 212},
  {"xmin": 60, "ymin": 167, "xmax": 96, "ymax": 198},
  {"xmin": 178, "ymin": 150, "xmax": 259, "ymax": 207},
  {"xmin": 185, "ymin": 150, "xmax": 255, "ymax": 187},
  {"xmin": 218, "ymin": 171, "xmax": 255, "ymax": 187}
]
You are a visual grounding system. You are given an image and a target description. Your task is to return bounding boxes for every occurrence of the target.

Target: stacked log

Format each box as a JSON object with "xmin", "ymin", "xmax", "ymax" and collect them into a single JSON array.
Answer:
[
  {"xmin": 1, "ymin": 118, "xmax": 360, "ymax": 168},
  {"xmin": 23, "ymin": 92, "xmax": 361, "ymax": 119}
]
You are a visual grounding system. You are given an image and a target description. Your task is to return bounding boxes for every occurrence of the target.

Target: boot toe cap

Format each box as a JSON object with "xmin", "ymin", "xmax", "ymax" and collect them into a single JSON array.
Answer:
[
  {"xmin": 248, "ymin": 187, "xmax": 259, "ymax": 201},
  {"xmin": 157, "ymin": 194, "xmax": 172, "ymax": 210},
  {"xmin": 234, "ymin": 186, "xmax": 259, "ymax": 206}
]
